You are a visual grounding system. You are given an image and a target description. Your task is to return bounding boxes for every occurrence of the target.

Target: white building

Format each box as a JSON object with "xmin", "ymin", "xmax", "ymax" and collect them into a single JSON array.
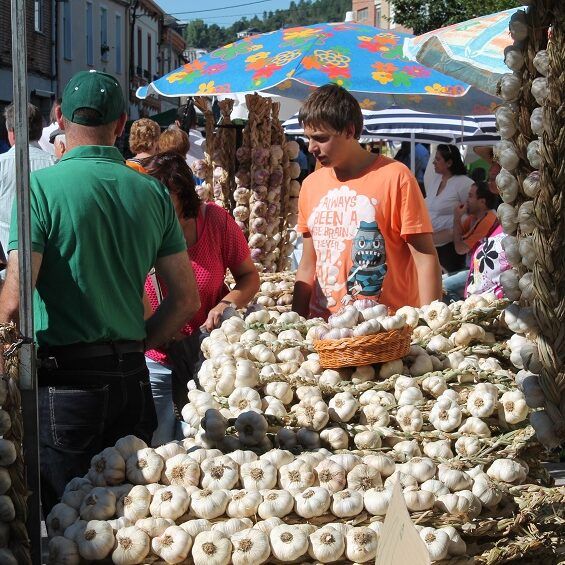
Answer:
[{"xmin": 56, "ymin": 0, "xmax": 130, "ymax": 98}]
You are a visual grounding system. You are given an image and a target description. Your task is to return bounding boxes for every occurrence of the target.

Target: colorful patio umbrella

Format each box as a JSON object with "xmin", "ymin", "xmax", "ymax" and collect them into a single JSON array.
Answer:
[
  {"xmin": 283, "ymin": 108, "xmax": 499, "ymax": 145},
  {"xmin": 137, "ymin": 22, "xmax": 500, "ymax": 115},
  {"xmin": 403, "ymin": 7, "xmax": 525, "ymax": 97}
]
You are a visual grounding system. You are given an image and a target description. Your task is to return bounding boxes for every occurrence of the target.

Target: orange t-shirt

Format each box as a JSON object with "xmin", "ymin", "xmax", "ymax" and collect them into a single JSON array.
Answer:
[
  {"xmin": 297, "ymin": 156, "xmax": 433, "ymax": 318},
  {"xmin": 126, "ymin": 159, "xmax": 147, "ymax": 174},
  {"xmin": 461, "ymin": 210, "xmax": 498, "ymax": 250}
]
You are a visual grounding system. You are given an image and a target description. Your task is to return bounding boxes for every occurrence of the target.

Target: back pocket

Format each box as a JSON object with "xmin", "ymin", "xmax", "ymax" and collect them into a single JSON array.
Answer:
[{"xmin": 48, "ymin": 385, "xmax": 109, "ymax": 452}]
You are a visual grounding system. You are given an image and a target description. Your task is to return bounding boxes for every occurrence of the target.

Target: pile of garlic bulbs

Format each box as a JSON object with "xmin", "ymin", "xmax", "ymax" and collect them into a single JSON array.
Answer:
[
  {"xmin": 50, "ymin": 293, "xmax": 561, "ymax": 564},
  {"xmin": 49, "ymin": 429, "xmax": 534, "ymax": 565}
]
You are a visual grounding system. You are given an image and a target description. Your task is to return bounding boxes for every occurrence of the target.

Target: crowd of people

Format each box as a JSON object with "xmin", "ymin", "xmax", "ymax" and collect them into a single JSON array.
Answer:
[{"xmin": 0, "ymin": 71, "xmax": 509, "ymax": 516}]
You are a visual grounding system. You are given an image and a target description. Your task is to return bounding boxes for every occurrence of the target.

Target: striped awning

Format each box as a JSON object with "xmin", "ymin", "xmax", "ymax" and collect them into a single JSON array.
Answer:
[{"xmin": 283, "ymin": 108, "xmax": 498, "ymax": 146}]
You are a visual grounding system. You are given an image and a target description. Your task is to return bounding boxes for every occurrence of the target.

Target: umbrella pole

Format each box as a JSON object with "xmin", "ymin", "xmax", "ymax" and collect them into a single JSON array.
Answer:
[
  {"xmin": 410, "ymin": 132, "xmax": 416, "ymax": 174},
  {"xmin": 11, "ymin": 0, "xmax": 42, "ymax": 561}
]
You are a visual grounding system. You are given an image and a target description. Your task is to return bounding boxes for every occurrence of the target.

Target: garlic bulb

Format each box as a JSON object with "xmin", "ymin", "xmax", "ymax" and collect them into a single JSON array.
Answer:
[
  {"xmin": 517, "ymin": 200, "xmax": 536, "ymax": 234},
  {"xmin": 149, "ymin": 486, "xmax": 190, "ymax": 521},
  {"xmin": 331, "ymin": 488, "xmax": 364, "ymax": 518},
  {"xmin": 423, "ymin": 440, "xmax": 454, "ymax": 459},
  {"xmin": 495, "ymin": 105, "xmax": 518, "ymax": 139},
  {"xmin": 231, "ymin": 528, "xmax": 270, "ymax": 565},
  {"xmin": 229, "ymin": 387, "xmax": 262, "ymax": 416},
  {"xmin": 112, "ymin": 526, "xmax": 150, "ymax": 565},
  {"xmin": 530, "ymin": 410, "xmax": 561, "ymax": 448},
  {"xmin": 88, "ymin": 447, "xmax": 126, "ymax": 487},
  {"xmin": 422, "ymin": 374, "xmax": 447, "ymax": 398},
  {"xmin": 359, "ymin": 404, "xmax": 390, "ymax": 428},
  {"xmin": 392, "ymin": 440, "xmax": 422, "ymax": 459},
  {"xmin": 79, "ymin": 487, "xmax": 116, "ymax": 521},
  {"xmin": 403, "ymin": 487, "xmax": 435, "ymax": 512},
  {"xmin": 498, "ymin": 390, "xmax": 529, "ymax": 425},
  {"xmin": 328, "ymin": 392, "xmax": 359, "ymax": 422},
  {"xmin": 500, "ymin": 269, "xmax": 521, "ymax": 301},
  {"xmin": 116, "ymin": 485, "xmax": 150, "ymax": 522},
  {"xmin": 498, "ymin": 202, "xmax": 519, "ymax": 234},
  {"xmin": 533, "ymin": 49, "xmax": 549, "ymax": 75},
  {"xmin": 126, "ymin": 448, "xmax": 164, "ymax": 485},
  {"xmin": 399, "ymin": 457, "xmax": 436, "ymax": 483},
  {"xmin": 458, "ymin": 417, "xmax": 492, "ymax": 438},
  {"xmin": 495, "ymin": 140, "xmax": 520, "ymax": 171},
  {"xmin": 424, "ymin": 300, "xmax": 452, "ymax": 329},
  {"xmin": 347, "ymin": 464, "xmax": 383, "ymax": 492},
  {"xmin": 437, "ymin": 464, "xmax": 473, "ymax": 492},
  {"xmin": 429, "ymin": 397, "xmax": 462, "ymax": 432},
  {"xmin": 48, "ymin": 536, "xmax": 80, "ymax": 565},
  {"xmin": 435, "ymin": 493, "xmax": 471, "ymax": 517},
  {"xmin": 316, "ymin": 460, "xmax": 347, "ymax": 493},
  {"xmin": 516, "ymin": 370, "xmax": 545, "ymax": 408},
  {"xmin": 421, "ymin": 479, "xmax": 450, "ymax": 497},
  {"xmin": 114, "ymin": 436, "xmax": 148, "ymax": 461},
  {"xmin": 329, "ymin": 453, "xmax": 362, "ymax": 473},
  {"xmin": 308, "ymin": 525, "xmax": 346, "ymax": 563},
  {"xmin": 77, "ymin": 520, "xmax": 115, "ymax": 561},
  {"xmin": 46, "ymin": 502, "xmax": 79, "ymax": 539},
  {"xmin": 345, "ymin": 527, "xmax": 379, "ymax": 562},
  {"xmin": 191, "ymin": 489, "xmax": 229, "ymax": 519},
  {"xmin": 364, "ymin": 487, "xmax": 392, "ymax": 516},
  {"xmin": 531, "ymin": 77, "xmax": 549, "ymax": 105},
  {"xmin": 164, "ymin": 454, "xmax": 200, "ymax": 488},
  {"xmin": 467, "ymin": 387, "xmax": 497, "ymax": 418},
  {"xmin": 530, "ymin": 106, "xmax": 545, "ymax": 136},
  {"xmin": 211, "ymin": 518, "xmax": 253, "ymax": 538},
  {"xmin": 179, "ymin": 519, "xmax": 212, "ymax": 538},
  {"xmin": 499, "ymin": 73, "xmax": 521, "ymax": 102},
  {"xmin": 191, "ymin": 530, "xmax": 231, "ymax": 565},
  {"xmin": 295, "ymin": 486, "xmax": 331, "ymax": 518},
  {"xmin": 395, "ymin": 405, "xmax": 423, "ymax": 432},
  {"xmin": 354, "ymin": 430, "xmax": 382, "ymax": 450},
  {"xmin": 527, "ymin": 140, "xmax": 541, "ymax": 169},
  {"xmin": 487, "ymin": 458, "xmax": 528, "ymax": 484},
  {"xmin": 363, "ymin": 453, "xmax": 396, "ymax": 477},
  {"xmin": 294, "ymin": 397, "xmax": 330, "ymax": 430},
  {"xmin": 472, "ymin": 475, "xmax": 502, "ymax": 508},
  {"xmin": 240, "ymin": 460, "xmax": 277, "ymax": 490},
  {"xmin": 279, "ymin": 459, "xmax": 315, "ymax": 494},
  {"xmin": 270, "ymin": 524, "xmax": 308, "ymax": 561},
  {"xmin": 419, "ymin": 527, "xmax": 449, "ymax": 561},
  {"xmin": 455, "ymin": 436, "xmax": 482, "ymax": 457},
  {"xmin": 226, "ymin": 489, "xmax": 262, "ymax": 518},
  {"xmin": 260, "ymin": 448, "xmax": 294, "ymax": 469},
  {"xmin": 235, "ymin": 412, "xmax": 268, "ymax": 446}
]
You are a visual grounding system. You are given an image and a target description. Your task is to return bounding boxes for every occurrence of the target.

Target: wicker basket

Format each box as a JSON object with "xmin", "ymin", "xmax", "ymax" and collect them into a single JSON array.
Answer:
[{"xmin": 313, "ymin": 326, "xmax": 412, "ymax": 368}]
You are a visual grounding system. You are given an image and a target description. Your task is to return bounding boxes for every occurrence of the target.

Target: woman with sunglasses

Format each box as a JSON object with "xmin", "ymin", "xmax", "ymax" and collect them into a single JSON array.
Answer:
[
  {"xmin": 142, "ymin": 152, "xmax": 260, "ymax": 445},
  {"xmin": 425, "ymin": 144, "xmax": 474, "ymax": 273}
]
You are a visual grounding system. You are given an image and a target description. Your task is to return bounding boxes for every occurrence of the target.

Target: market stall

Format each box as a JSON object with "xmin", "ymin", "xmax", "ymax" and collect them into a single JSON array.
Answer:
[{"xmin": 0, "ymin": 1, "xmax": 564, "ymax": 564}]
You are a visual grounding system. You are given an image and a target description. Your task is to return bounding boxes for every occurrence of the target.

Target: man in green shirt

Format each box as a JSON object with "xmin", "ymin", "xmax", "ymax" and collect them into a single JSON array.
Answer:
[{"xmin": 0, "ymin": 70, "xmax": 199, "ymax": 512}]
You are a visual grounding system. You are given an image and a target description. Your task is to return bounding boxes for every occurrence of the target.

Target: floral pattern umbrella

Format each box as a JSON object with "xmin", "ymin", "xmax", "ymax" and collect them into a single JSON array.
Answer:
[
  {"xmin": 403, "ymin": 7, "xmax": 525, "ymax": 97},
  {"xmin": 137, "ymin": 22, "xmax": 499, "ymax": 115}
]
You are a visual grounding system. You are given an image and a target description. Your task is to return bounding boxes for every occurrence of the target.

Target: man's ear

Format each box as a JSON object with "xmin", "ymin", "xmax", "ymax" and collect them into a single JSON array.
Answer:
[
  {"xmin": 115, "ymin": 112, "xmax": 127, "ymax": 137},
  {"xmin": 55, "ymin": 105, "xmax": 65, "ymax": 129},
  {"xmin": 344, "ymin": 123, "xmax": 356, "ymax": 139}
]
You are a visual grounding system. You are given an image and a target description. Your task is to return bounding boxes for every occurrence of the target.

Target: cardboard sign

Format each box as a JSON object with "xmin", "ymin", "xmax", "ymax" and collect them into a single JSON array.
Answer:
[{"xmin": 375, "ymin": 481, "xmax": 431, "ymax": 565}]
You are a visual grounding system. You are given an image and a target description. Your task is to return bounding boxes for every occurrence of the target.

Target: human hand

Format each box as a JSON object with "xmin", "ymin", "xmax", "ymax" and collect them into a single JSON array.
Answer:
[
  {"xmin": 454, "ymin": 204, "xmax": 466, "ymax": 217},
  {"xmin": 201, "ymin": 302, "xmax": 230, "ymax": 332}
]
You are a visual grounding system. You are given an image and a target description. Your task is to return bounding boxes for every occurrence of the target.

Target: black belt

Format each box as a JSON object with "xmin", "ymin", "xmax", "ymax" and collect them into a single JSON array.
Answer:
[{"xmin": 38, "ymin": 340, "xmax": 145, "ymax": 368}]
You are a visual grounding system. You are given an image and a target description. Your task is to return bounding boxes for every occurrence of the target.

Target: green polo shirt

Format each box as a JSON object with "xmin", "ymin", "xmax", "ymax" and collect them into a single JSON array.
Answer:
[{"xmin": 8, "ymin": 145, "xmax": 186, "ymax": 347}]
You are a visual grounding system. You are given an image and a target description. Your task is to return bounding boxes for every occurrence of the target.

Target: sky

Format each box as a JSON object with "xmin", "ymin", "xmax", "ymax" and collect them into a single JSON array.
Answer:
[{"xmin": 155, "ymin": 0, "xmax": 294, "ymax": 27}]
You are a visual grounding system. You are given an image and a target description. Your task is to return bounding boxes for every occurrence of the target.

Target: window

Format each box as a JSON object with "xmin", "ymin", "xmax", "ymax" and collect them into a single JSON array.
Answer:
[
  {"xmin": 389, "ymin": 3, "xmax": 396, "ymax": 28},
  {"xmin": 86, "ymin": 2, "xmax": 93, "ymax": 66},
  {"xmin": 137, "ymin": 27, "xmax": 142, "ymax": 75},
  {"xmin": 63, "ymin": 0, "xmax": 72, "ymax": 60},
  {"xmin": 34, "ymin": 0, "xmax": 43, "ymax": 32},
  {"xmin": 115, "ymin": 14, "xmax": 122, "ymax": 73},
  {"xmin": 357, "ymin": 7, "xmax": 368, "ymax": 22},
  {"xmin": 147, "ymin": 34, "xmax": 152, "ymax": 78},
  {"xmin": 100, "ymin": 7, "xmax": 108, "ymax": 61},
  {"xmin": 375, "ymin": 2, "xmax": 382, "ymax": 27}
]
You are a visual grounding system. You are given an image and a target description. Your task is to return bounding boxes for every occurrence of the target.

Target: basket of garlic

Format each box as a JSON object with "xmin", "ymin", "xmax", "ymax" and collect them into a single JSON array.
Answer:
[{"xmin": 312, "ymin": 302, "xmax": 412, "ymax": 368}]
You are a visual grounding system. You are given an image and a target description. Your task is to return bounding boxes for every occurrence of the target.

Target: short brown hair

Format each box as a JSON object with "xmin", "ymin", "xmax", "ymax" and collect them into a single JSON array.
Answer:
[
  {"xmin": 129, "ymin": 118, "xmax": 161, "ymax": 154},
  {"xmin": 158, "ymin": 126, "xmax": 190, "ymax": 156},
  {"xmin": 298, "ymin": 84, "xmax": 363, "ymax": 139},
  {"xmin": 143, "ymin": 152, "xmax": 200, "ymax": 220},
  {"xmin": 4, "ymin": 102, "xmax": 44, "ymax": 141}
]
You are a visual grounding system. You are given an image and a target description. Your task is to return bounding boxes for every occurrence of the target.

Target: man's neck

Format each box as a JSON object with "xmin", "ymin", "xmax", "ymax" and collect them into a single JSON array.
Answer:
[{"xmin": 333, "ymin": 147, "xmax": 378, "ymax": 181}]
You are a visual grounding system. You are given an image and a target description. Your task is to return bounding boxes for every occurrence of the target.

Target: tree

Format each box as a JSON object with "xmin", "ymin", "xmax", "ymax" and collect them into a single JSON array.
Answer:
[
  {"xmin": 390, "ymin": 0, "xmax": 522, "ymax": 35},
  {"xmin": 185, "ymin": 19, "xmax": 209, "ymax": 48}
]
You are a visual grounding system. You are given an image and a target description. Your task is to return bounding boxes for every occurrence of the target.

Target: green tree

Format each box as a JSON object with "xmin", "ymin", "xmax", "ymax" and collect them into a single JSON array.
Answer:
[
  {"xmin": 185, "ymin": 19, "xmax": 209, "ymax": 48},
  {"xmin": 390, "ymin": 0, "xmax": 522, "ymax": 34}
]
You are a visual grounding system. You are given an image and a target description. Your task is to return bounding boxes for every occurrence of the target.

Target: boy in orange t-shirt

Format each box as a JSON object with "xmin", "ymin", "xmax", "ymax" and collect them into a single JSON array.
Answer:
[{"xmin": 292, "ymin": 84, "xmax": 442, "ymax": 319}]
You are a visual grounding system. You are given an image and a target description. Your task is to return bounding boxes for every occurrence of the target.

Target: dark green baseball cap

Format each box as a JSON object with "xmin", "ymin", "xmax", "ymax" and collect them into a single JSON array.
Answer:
[{"xmin": 61, "ymin": 70, "xmax": 126, "ymax": 126}]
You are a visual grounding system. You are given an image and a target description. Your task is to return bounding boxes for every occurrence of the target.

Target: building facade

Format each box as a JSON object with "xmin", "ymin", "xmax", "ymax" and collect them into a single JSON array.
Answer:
[
  {"xmin": 0, "ymin": 0, "xmax": 56, "ymax": 119},
  {"xmin": 351, "ymin": 0, "xmax": 412, "ymax": 34},
  {"xmin": 56, "ymin": 0, "xmax": 130, "ymax": 101}
]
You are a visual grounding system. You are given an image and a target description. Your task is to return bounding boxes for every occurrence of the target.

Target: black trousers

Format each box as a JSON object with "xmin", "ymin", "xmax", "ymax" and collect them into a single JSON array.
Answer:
[
  {"xmin": 38, "ymin": 352, "xmax": 156, "ymax": 514},
  {"xmin": 437, "ymin": 242, "xmax": 466, "ymax": 274}
]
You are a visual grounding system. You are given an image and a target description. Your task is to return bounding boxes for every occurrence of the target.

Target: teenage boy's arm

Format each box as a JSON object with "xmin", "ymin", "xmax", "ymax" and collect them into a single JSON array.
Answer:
[
  {"xmin": 406, "ymin": 233, "xmax": 442, "ymax": 306},
  {"xmin": 292, "ymin": 234, "xmax": 316, "ymax": 318}
]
